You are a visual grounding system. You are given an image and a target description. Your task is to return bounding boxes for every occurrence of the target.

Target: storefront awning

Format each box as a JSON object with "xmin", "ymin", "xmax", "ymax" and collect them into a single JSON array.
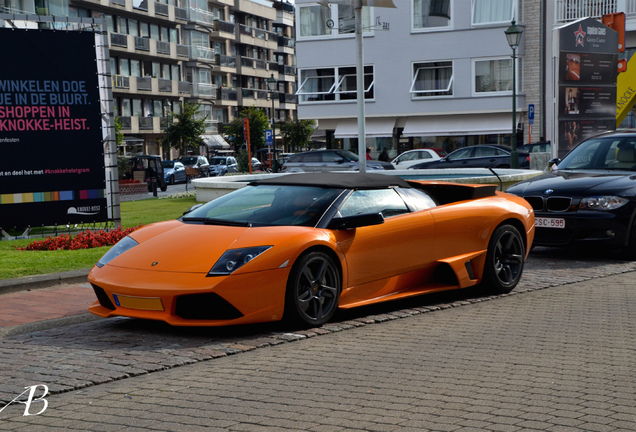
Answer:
[
  {"xmin": 402, "ymin": 114, "xmax": 516, "ymax": 137},
  {"xmin": 334, "ymin": 118, "xmax": 396, "ymax": 138},
  {"xmin": 201, "ymin": 134, "xmax": 230, "ymax": 149}
]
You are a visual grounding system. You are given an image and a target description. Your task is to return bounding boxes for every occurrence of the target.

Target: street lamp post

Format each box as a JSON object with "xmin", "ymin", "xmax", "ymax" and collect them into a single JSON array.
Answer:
[
  {"xmin": 505, "ymin": 20, "xmax": 523, "ymax": 169},
  {"xmin": 267, "ymin": 73, "xmax": 277, "ymax": 172}
]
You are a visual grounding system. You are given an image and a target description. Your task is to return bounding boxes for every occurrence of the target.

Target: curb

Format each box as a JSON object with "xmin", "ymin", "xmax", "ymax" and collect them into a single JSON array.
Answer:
[{"xmin": 0, "ymin": 268, "xmax": 91, "ymax": 295}]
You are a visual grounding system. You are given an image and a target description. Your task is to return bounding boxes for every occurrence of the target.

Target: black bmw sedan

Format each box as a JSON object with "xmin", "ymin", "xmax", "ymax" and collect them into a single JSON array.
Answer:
[{"xmin": 507, "ymin": 130, "xmax": 636, "ymax": 258}]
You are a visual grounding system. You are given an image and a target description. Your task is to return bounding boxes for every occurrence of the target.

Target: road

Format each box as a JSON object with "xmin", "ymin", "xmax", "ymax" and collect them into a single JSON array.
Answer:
[{"xmin": 0, "ymin": 248, "xmax": 635, "ymax": 431}]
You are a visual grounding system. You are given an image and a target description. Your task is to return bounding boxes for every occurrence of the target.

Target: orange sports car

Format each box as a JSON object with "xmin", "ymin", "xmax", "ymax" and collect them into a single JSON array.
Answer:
[{"xmin": 88, "ymin": 173, "xmax": 534, "ymax": 327}]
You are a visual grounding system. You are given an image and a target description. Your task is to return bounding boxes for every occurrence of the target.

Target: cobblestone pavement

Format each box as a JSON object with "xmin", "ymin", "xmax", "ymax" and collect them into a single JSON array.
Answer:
[{"xmin": 1, "ymin": 248, "xmax": 635, "ymax": 430}]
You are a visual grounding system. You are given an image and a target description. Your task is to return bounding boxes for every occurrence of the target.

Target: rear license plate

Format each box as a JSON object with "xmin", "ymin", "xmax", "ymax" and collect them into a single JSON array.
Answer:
[
  {"xmin": 113, "ymin": 294, "xmax": 164, "ymax": 311},
  {"xmin": 535, "ymin": 217, "xmax": 565, "ymax": 229}
]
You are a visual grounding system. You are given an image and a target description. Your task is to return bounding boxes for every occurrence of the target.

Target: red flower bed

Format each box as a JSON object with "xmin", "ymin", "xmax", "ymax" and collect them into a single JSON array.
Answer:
[
  {"xmin": 16, "ymin": 226, "xmax": 141, "ymax": 251},
  {"xmin": 119, "ymin": 179, "xmax": 141, "ymax": 184}
]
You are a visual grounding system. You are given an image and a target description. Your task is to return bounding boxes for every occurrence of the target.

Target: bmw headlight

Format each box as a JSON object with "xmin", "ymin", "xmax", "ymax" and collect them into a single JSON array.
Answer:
[
  {"xmin": 579, "ymin": 196, "xmax": 628, "ymax": 211},
  {"xmin": 96, "ymin": 236, "xmax": 139, "ymax": 268},
  {"xmin": 208, "ymin": 246, "xmax": 272, "ymax": 276}
]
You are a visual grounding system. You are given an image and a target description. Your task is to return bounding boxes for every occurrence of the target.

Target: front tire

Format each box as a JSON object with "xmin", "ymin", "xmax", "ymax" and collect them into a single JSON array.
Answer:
[
  {"xmin": 285, "ymin": 251, "xmax": 341, "ymax": 327},
  {"xmin": 168, "ymin": 175, "xmax": 175, "ymax": 185},
  {"xmin": 482, "ymin": 224, "xmax": 525, "ymax": 294}
]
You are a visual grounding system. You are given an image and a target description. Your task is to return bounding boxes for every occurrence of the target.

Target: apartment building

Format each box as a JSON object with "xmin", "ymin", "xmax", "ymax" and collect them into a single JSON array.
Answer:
[
  {"xmin": 294, "ymin": 0, "xmax": 636, "ymax": 160},
  {"xmin": 295, "ymin": 0, "xmax": 534, "ymax": 161},
  {"xmin": 0, "ymin": 0, "xmax": 297, "ymax": 158}
]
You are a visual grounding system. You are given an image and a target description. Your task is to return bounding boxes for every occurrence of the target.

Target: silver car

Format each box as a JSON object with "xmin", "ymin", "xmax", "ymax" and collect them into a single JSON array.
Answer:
[
  {"xmin": 209, "ymin": 156, "xmax": 238, "ymax": 176},
  {"xmin": 281, "ymin": 149, "xmax": 394, "ymax": 173}
]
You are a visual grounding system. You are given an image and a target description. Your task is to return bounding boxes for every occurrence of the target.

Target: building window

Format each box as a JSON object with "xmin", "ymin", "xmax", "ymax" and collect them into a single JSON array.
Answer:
[
  {"xmin": 297, "ymin": 66, "xmax": 374, "ymax": 103},
  {"xmin": 297, "ymin": 4, "xmax": 371, "ymax": 39},
  {"xmin": 473, "ymin": 57, "xmax": 521, "ymax": 94},
  {"xmin": 298, "ymin": 5, "xmax": 330, "ymax": 38},
  {"xmin": 413, "ymin": 0, "xmax": 451, "ymax": 31},
  {"xmin": 472, "ymin": 0, "xmax": 519, "ymax": 25},
  {"xmin": 410, "ymin": 61, "xmax": 453, "ymax": 97}
]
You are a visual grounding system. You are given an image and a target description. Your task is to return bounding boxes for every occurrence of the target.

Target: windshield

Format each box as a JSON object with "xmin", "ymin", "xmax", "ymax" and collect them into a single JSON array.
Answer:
[
  {"xmin": 182, "ymin": 185, "xmax": 344, "ymax": 227},
  {"xmin": 181, "ymin": 157, "xmax": 197, "ymax": 164},
  {"xmin": 557, "ymin": 136, "xmax": 636, "ymax": 171},
  {"xmin": 211, "ymin": 157, "xmax": 227, "ymax": 165},
  {"xmin": 162, "ymin": 161, "xmax": 175, "ymax": 168}
]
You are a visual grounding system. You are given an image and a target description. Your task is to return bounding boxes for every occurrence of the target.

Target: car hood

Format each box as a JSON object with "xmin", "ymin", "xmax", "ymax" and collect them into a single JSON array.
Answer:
[
  {"xmin": 507, "ymin": 170, "xmax": 636, "ymax": 197},
  {"xmin": 103, "ymin": 220, "xmax": 326, "ymax": 274}
]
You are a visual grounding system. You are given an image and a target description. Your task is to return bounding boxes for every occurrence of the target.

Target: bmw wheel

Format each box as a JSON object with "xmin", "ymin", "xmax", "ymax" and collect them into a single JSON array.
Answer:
[
  {"xmin": 285, "ymin": 251, "xmax": 341, "ymax": 327},
  {"xmin": 482, "ymin": 224, "xmax": 524, "ymax": 294}
]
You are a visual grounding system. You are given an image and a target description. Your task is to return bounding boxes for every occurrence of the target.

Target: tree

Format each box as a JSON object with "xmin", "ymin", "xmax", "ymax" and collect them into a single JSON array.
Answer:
[
  {"xmin": 163, "ymin": 103, "xmax": 207, "ymax": 155},
  {"xmin": 224, "ymin": 106, "xmax": 269, "ymax": 154},
  {"xmin": 279, "ymin": 118, "xmax": 316, "ymax": 152}
]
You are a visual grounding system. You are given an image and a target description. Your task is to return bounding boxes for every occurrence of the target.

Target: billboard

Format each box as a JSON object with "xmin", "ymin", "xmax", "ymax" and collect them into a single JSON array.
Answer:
[
  {"xmin": 558, "ymin": 18, "xmax": 618, "ymax": 157},
  {"xmin": 0, "ymin": 29, "xmax": 108, "ymax": 230}
]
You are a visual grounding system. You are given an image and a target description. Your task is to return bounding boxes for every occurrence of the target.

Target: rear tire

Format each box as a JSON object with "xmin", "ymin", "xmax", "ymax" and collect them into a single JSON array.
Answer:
[
  {"xmin": 482, "ymin": 224, "xmax": 525, "ymax": 294},
  {"xmin": 285, "ymin": 251, "xmax": 341, "ymax": 327}
]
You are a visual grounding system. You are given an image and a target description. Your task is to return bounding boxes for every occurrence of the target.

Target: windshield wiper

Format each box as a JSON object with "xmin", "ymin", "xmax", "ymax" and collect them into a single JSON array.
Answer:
[{"xmin": 204, "ymin": 218, "xmax": 252, "ymax": 227}]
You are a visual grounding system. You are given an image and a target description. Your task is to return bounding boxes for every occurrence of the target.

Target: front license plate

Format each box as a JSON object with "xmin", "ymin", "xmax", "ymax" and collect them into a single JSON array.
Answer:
[
  {"xmin": 113, "ymin": 294, "xmax": 164, "ymax": 311},
  {"xmin": 535, "ymin": 217, "xmax": 566, "ymax": 229}
]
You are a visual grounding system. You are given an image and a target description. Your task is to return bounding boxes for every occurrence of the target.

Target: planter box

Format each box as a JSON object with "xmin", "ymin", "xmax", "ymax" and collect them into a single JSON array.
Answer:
[{"xmin": 119, "ymin": 182, "xmax": 148, "ymax": 195}]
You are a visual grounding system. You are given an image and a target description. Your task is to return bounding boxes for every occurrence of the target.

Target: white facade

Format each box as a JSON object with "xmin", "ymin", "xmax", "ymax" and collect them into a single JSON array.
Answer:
[{"xmin": 295, "ymin": 0, "xmax": 527, "ymax": 160}]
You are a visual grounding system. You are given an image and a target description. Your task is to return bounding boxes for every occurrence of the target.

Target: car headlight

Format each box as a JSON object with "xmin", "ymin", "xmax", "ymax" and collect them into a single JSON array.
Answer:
[
  {"xmin": 96, "ymin": 236, "xmax": 139, "ymax": 268},
  {"xmin": 579, "ymin": 196, "xmax": 628, "ymax": 211},
  {"xmin": 208, "ymin": 246, "xmax": 272, "ymax": 276}
]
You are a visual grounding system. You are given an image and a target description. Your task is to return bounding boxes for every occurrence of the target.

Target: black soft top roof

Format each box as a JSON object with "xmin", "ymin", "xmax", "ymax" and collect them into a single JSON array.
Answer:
[{"xmin": 250, "ymin": 173, "xmax": 411, "ymax": 189}]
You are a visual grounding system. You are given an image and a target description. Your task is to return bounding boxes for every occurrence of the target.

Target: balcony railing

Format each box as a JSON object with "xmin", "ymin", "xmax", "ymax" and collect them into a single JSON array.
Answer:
[
  {"xmin": 216, "ymin": 20, "xmax": 235, "ymax": 33},
  {"xmin": 158, "ymin": 78, "xmax": 172, "ymax": 93},
  {"xmin": 178, "ymin": 81, "xmax": 192, "ymax": 94},
  {"xmin": 110, "ymin": 33, "xmax": 127, "ymax": 48},
  {"xmin": 278, "ymin": 36, "xmax": 295, "ymax": 48},
  {"xmin": 155, "ymin": 2, "xmax": 168, "ymax": 15},
  {"xmin": 191, "ymin": 45, "xmax": 215, "ymax": 62},
  {"xmin": 217, "ymin": 54, "xmax": 236, "ymax": 68},
  {"xmin": 156, "ymin": 40, "xmax": 170, "ymax": 54},
  {"xmin": 555, "ymin": 0, "xmax": 621, "ymax": 22},
  {"xmin": 134, "ymin": 36, "xmax": 150, "ymax": 51},
  {"xmin": 175, "ymin": 7, "xmax": 187, "ymax": 20},
  {"xmin": 190, "ymin": 7, "xmax": 217, "ymax": 25},
  {"xmin": 137, "ymin": 76, "xmax": 152, "ymax": 91},
  {"xmin": 177, "ymin": 44, "xmax": 189, "ymax": 57},
  {"xmin": 193, "ymin": 83, "xmax": 217, "ymax": 97},
  {"xmin": 139, "ymin": 117, "xmax": 154, "ymax": 130},
  {"xmin": 220, "ymin": 88, "xmax": 238, "ymax": 101},
  {"xmin": 113, "ymin": 75, "xmax": 130, "ymax": 89}
]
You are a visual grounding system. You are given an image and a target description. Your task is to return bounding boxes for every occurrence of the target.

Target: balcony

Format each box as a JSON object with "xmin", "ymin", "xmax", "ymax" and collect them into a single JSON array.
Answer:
[
  {"xmin": 190, "ymin": 45, "xmax": 216, "ymax": 63},
  {"xmin": 116, "ymin": 116, "xmax": 165, "ymax": 134},
  {"xmin": 217, "ymin": 54, "xmax": 237, "ymax": 68},
  {"xmin": 192, "ymin": 83, "xmax": 218, "ymax": 98},
  {"xmin": 555, "ymin": 0, "xmax": 636, "ymax": 22},
  {"xmin": 219, "ymin": 88, "xmax": 238, "ymax": 101}
]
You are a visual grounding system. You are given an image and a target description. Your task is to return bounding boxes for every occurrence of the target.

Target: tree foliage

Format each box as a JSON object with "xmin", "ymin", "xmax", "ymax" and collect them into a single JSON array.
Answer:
[
  {"xmin": 224, "ymin": 106, "xmax": 269, "ymax": 153},
  {"xmin": 279, "ymin": 118, "xmax": 316, "ymax": 152},
  {"xmin": 163, "ymin": 103, "xmax": 207, "ymax": 155}
]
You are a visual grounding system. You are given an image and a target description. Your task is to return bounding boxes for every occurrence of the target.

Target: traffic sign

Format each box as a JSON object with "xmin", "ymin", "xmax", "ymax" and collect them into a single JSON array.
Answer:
[
  {"xmin": 265, "ymin": 129, "xmax": 273, "ymax": 146},
  {"xmin": 528, "ymin": 104, "xmax": 535, "ymax": 125}
]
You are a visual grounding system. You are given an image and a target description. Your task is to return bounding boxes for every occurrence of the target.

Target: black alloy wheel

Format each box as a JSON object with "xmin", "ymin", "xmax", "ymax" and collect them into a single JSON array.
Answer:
[
  {"xmin": 482, "ymin": 224, "xmax": 525, "ymax": 293},
  {"xmin": 285, "ymin": 251, "xmax": 341, "ymax": 326}
]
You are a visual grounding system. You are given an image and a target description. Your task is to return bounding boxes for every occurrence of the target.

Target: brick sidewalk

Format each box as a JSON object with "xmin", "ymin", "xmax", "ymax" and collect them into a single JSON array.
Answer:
[{"xmin": 0, "ymin": 284, "xmax": 95, "ymax": 328}]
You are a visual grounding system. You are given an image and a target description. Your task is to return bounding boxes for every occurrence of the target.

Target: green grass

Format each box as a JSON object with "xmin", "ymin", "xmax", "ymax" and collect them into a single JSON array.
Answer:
[{"xmin": 0, "ymin": 196, "xmax": 198, "ymax": 280}]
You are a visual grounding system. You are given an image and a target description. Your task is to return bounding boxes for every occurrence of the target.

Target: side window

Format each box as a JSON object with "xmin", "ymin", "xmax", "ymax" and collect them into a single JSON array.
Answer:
[
  {"xmin": 339, "ymin": 189, "xmax": 409, "ymax": 219},
  {"xmin": 450, "ymin": 148, "xmax": 473, "ymax": 159},
  {"xmin": 303, "ymin": 153, "xmax": 321, "ymax": 162}
]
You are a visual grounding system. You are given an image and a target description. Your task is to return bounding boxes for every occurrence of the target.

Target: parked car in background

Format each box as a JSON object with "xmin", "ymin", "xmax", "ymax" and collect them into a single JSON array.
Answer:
[
  {"xmin": 162, "ymin": 160, "xmax": 187, "ymax": 185},
  {"xmin": 251, "ymin": 157, "xmax": 263, "ymax": 171},
  {"xmin": 507, "ymin": 130, "xmax": 636, "ymax": 258},
  {"xmin": 89, "ymin": 172, "xmax": 534, "ymax": 328},
  {"xmin": 391, "ymin": 149, "xmax": 442, "ymax": 169},
  {"xmin": 409, "ymin": 145, "xmax": 530, "ymax": 170},
  {"xmin": 282, "ymin": 149, "xmax": 395, "ymax": 173},
  {"xmin": 209, "ymin": 156, "xmax": 238, "ymax": 176},
  {"xmin": 518, "ymin": 142, "xmax": 552, "ymax": 154},
  {"xmin": 179, "ymin": 155, "xmax": 210, "ymax": 177}
]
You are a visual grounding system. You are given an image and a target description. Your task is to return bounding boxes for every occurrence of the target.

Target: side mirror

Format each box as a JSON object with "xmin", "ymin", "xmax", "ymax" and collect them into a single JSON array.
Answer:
[
  {"xmin": 333, "ymin": 157, "xmax": 345, "ymax": 164},
  {"xmin": 328, "ymin": 213, "xmax": 384, "ymax": 230}
]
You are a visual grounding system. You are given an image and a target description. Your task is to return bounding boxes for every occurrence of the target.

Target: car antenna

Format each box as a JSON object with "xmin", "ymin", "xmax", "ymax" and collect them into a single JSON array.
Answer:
[{"xmin": 488, "ymin": 168, "xmax": 503, "ymax": 191}]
